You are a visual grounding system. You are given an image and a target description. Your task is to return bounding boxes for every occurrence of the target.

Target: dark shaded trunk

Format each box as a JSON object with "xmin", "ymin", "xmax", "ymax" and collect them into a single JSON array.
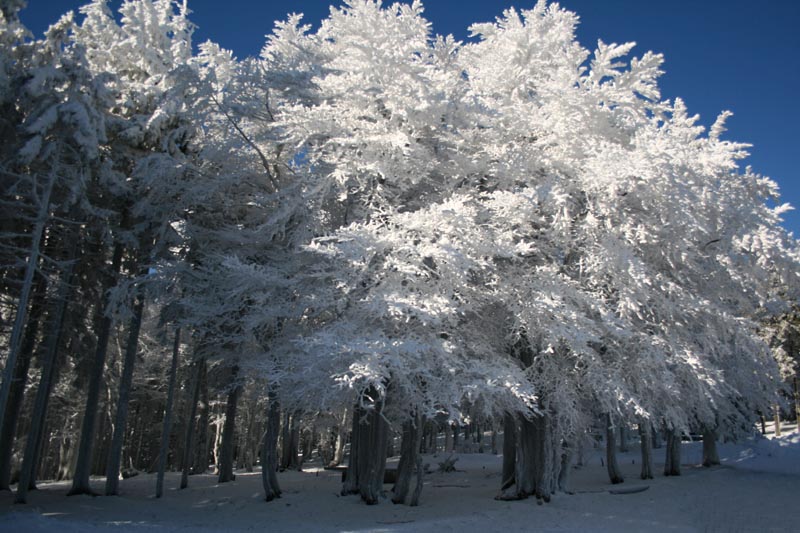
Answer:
[
  {"xmin": 619, "ymin": 424, "xmax": 629, "ymax": 452},
  {"xmin": 639, "ymin": 420, "xmax": 653, "ymax": 480},
  {"xmin": 180, "ymin": 358, "xmax": 204, "ymax": 489},
  {"xmin": 218, "ymin": 378, "xmax": 241, "ymax": 483},
  {"xmin": 497, "ymin": 412, "xmax": 549, "ymax": 501},
  {"xmin": 342, "ymin": 387, "xmax": 389, "ymax": 505},
  {"xmin": 605, "ymin": 414, "xmax": 624, "ymax": 484},
  {"xmin": 69, "ymin": 242, "xmax": 123, "ymax": 496},
  {"xmin": 664, "ymin": 429, "xmax": 681, "ymax": 476},
  {"xmin": 500, "ymin": 413, "xmax": 516, "ymax": 491},
  {"xmin": 105, "ymin": 289, "xmax": 145, "ymax": 496},
  {"xmin": 279, "ymin": 411, "xmax": 300, "ymax": 471},
  {"xmin": 261, "ymin": 391, "xmax": 281, "ymax": 501},
  {"xmin": 193, "ymin": 362, "xmax": 209, "ymax": 475},
  {"xmin": 0, "ymin": 274, "xmax": 46, "ymax": 490},
  {"xmin": 557, "ymin": 441, "xmax": 572, "ymax": 492},
  {"xmin": 155, "ymin": 328, "xmax": 181, "ymax": 498},
  {"xmin": 16, "ymin": 252, "xmax": 74, "ymax": 503},
  {"xmin": 392, "ymin": 413, "xmax": 424, "ymax": 506},
  {"xmin": 702, "ymin": 428, "xmax": 719, "ymax": 467}
]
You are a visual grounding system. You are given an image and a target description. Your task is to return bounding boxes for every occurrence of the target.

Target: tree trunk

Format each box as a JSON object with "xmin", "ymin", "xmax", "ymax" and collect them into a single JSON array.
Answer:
[
  {"xmin": 702, "ymin": 428, "xmax": 720, "ymax": 467},
  {"xmin": 193, "ymin": 362, "xmax": 209, "ymax": 474},
  {"xmin": 15, "ymin": 251, "xmax": 74, "ymax": 503},
  {"xmin": 500, "ymin": 412, "xmax": 516, "ymax": 492},
  {"xmin": 330, "ymin": 407, "xmax": 348, "ymax": 467},
  {"xmin": 218, "ymin": 378, "xmax": 241, "ymax": 483},
  {"xmin": 605, "ymin": 414, "xmax": 624, "ymax": 484},
  {"xmin": 0, "ymin": 274, "xmax": 47, "ymax": 490},
  {"xmin": 0, "ymin": 165, "xmax": 56, "ymax": 441},
  {"xmin": 773, "ymin": 404, "xmax": 781, "ymax": 437},
  {"xmin": 355, "ymin": 392, "xmax": 388, "ymax": 505},
  {"xmin": 639, "ymin": 420, "xmax": 653, "ymax": 479},
  {"xmin": 342, "ymin": 387, "xmax": 389, "ymax": 505},
  {"xmin": 341, "ymin": 405, "xmax": 360, "ymax": 496},
  {"xmin": 392, "ymin": 413, "xmax": 424, "ymax": 506},
  {"xmin": 279, "ymin": 411, "xmax": 301, "ymax": 471},
  {"xmin": 664, "ymin": 429, "xmax": 681, "ymax": 476},
  {"xmin": 557, "ymin": 441, "xmax": 572, "ymax": 493},
  {"xmin": 261, "ymin": 391, "xmax": 281, "ymax": 501},
  {"xmin": 69, "ymin": 242, "xmax": 123, "ymax": 496},
  {"xmin": 155, "ymin": 328, "xmax": 181, "ymax": 498},
  {"xmin": 105, "ymin": 289, "xmax": 145, "ymax": 496},
  {"xmin": 444, "ymin": 423, "xmax": 453, "ymax": 454},
  {"xmin": 180, "ymin": 358, "xmax": 204, "ymax": 489}
]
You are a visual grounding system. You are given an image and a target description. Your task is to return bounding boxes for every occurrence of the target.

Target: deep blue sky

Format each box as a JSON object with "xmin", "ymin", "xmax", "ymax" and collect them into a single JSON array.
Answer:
[{"xmin": 22, "ymin": 1, "xmax": 800, "ymax": 237}]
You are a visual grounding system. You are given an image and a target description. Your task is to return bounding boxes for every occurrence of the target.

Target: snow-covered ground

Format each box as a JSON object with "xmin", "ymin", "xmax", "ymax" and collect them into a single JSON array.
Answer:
[{"xmin": 2, "ymin": 428, "xmax": 798, "ymax": 532}]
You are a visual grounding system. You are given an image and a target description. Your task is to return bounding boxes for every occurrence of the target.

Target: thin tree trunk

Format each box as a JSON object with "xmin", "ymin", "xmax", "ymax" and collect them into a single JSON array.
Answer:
[
  {"xmin": 180, "ymin": 358, "xmax": 204, "ymax": 489},
  {"xmin": 0, "ymin": 165, "xmax": 56, "ymax": 440},
  {"xmin": 605, "ymin": 414, "xmax": 624, "ymax": 484},
  {"xmin": 155, "ymin": 328, "xmax": 181, "ymax": 498},
  {"xmin": 341, "ymin": 404, "xmax": 360, "ymax": 496},
  {"xmin": 773, "ymin": 404, "xmax": 781, "ymax": 437},
  {"xmin": 444, "ymin": 423, "xmax": 453, "ymax": 453},
  {"xmin": 218, "ymin": 378, "xmax": 241, "ymax": 483},
  {"xmin": 193, "ymin": 362, "xmax": 209, "ymax": 475},
  {"xmin": 392, "ymin": 413, "xmax": 423, "ymax": 505},
  {"xmin": 0, "ymin": 274, "xmax": 47, "ymax": 490},
  {"xmin": 664, "ymin": 429, "xmax": 681, "ymax": 476},
  {"xmin": 639, "ymin": 420, "xmax": 653, "ymax": 479},
  {"xmin": 15, "ymin": 250, "xmax": 74, "ymax": 503},
  {"xmin": 261, "ymin": 391, "xmax": 281, "ymax": 501},
  {"xmin": 702, "ymin": 428, "xmax": 720, "ymax": 467},
  {"xmin": 69, "ymin": 242, "xmax": 123, "ymax": 496},
  {"xmin": 619, "ymin": 424, "xmax": 629, "ymax": 452},
  {"xmin": 330, "ymin": 407, "xmax": 348, "ymax": 467},
  {"xmin": 105, "ymin": 288, "xmax": 145, "ymax": 496}
]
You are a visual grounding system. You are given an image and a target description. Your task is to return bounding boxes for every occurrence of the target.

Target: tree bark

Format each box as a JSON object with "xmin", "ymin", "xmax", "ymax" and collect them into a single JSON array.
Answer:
[
  {"xmin": 217, "ymin": 377, "xmax": 241, "ymax": 483},
  {"xmin": 342, "ymin": 387, "xmax": 389, "ymax": 504},
  {"xmin": 330, "ymin": 407, "xmax": 349, "ymax": 467},
  {"xmin": 702, "ymin": 428, "xmax": 720, "ymax": 467},
  {"xmin": 0, "ymin": 165, "xmax": 56, "ymax": 440},
  {"xmin": 392, "ymin": 413, "xmax": 423, "ymax": 505},
  {"xmin": 605, "ymin": 414, "xmax": 624, "ymax": 484},
  {"xmin": 105, "ymin": 289, "xmax": 146, "ymax": 496},
  {"xmin": 261, "ymin": 391, "xmax": 281, "ymax": 501},
  {"xmin": 639, "ymin": 420, "xmax": 653, "ymax": 479},
  {"xmin": 664, "ymin": 429, "xmax": 681, "ymax": 476},
  {"xmin": 500, "ymin": 412, "xmax": 516, "ymax": 492},
  {"xmin": 0, "ymin": 274, "xmax": 47, "ymax": 490},
  {"xmin": 69, "ymin": 242, "xmax": 123, "ymax": 496},
  {"xmin": 180, "ymin": 358, "xmax": 204, "ymax": 489},
  {"xmin": 155, "ymin": 328, "xmax": 181, "ymax": 498},
  {"xmin": 15, "ymin": 250, "xmax": 74, "ymax": 503}
]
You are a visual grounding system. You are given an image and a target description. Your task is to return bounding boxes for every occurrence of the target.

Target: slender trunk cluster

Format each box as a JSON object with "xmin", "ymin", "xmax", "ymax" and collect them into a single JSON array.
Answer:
[
  {"xmin": 664, "ymin": 429, "xmax": 681, "ymax": 476},
  {"xmin": 392, "ymin": 413, "xmax": 424, "ymax": 506},
  {"xmin": 341, "ymin": 387, "xmax": 389, "ymax": 505}
]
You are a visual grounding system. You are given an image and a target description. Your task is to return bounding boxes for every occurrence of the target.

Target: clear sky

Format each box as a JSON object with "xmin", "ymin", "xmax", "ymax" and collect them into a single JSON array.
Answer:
[{"xmin": 21, "ymin": 1, "xmax": 800, "ymax": 237}]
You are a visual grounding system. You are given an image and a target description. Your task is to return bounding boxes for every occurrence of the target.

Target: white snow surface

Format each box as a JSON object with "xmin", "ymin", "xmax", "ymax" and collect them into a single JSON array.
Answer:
[{"xmin": 2, "ymin": 430, "xmax": 798, "ymax": 533}]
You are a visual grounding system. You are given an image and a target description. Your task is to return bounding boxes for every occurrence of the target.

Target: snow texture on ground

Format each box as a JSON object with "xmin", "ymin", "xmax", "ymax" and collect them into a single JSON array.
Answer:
[{"xmin": 2, "ymin": 429, "xmax": 798, "ymax": 532}]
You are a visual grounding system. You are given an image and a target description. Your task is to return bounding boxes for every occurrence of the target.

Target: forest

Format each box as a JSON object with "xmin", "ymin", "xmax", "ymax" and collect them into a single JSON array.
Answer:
[{"xmin": 0, "ymin": 0, "xmax": 799, "ymax": 522}]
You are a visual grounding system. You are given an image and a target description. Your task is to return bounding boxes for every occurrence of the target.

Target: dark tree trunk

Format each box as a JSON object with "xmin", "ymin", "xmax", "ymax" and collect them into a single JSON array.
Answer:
[
  {"xmin": 217, "ymin": 376, "xmax": 241, "ymax": 483},
  {"xmin": 392, "ymin": 413, "xmax": 423, "ymax": 506},
  {"xmin": 155, "ymin": 328, "xmax": 181, "ymax": 498},
  {"xmin": 180, "ymin": 358, "xmax": 204, "ymax": 489},
  {"xmin": 702, "ymin": 428, "xmax": 720, "ymax": 467},
  {"xmin": 0, "ymin": 274, "xmax": 46, "ymax": 490},
  {"xmin": 639, "ymin": 420, "xmax": 653, "ymax": 479},
  {"xmin": 500, "ymin": 413, "xmax": 516, "ymax": 491},
  {"xmin": 69, "ymin": 242, "xmax": 123, "ymax": 497},
  {"xmin": 342, "ymin": 387, "xmax": 389, "ymax": 505},
  {"xmin": 664, "ymin": 429, "xmax": 681, "ymax": 476},
  {"xmin": 15, "ymin": 252, "xmax": 74, "ymax": 503},
  {"xmin": 261, "ymin": 392, "xmax": 281, "ymax": 501},
  {"xmin": 105, "ymin": 289, "xmax": 145, "ymax": 496},
  {"xmin": 557, "ymin": 441, "xmax": 572, "ymax": 492},
  {"xmin": 279, "ymin": 411, "xmax": 301, "ymax": 471},
  {"xmin": 605, "ymin": 414, "xmax": 624, "ymax": 484}
]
